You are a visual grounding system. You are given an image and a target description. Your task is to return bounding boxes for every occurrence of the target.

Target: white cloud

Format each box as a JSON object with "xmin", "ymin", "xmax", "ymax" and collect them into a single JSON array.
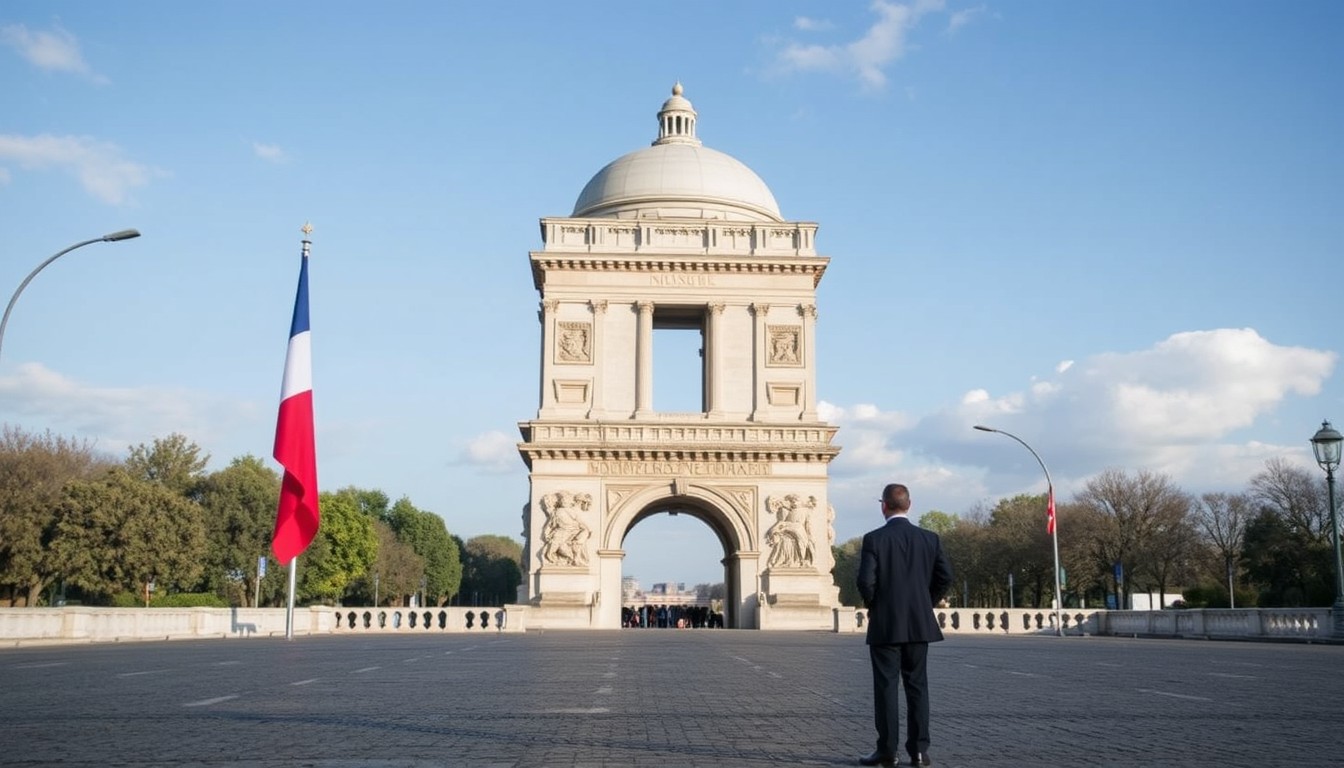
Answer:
[
  {"xmin": 794, "ymin": 16, "xmax": 834, "ymax": 32},
  {"xmin": 461, "ymin": 430, "xmax": 519, "ymax": 473},
  {"xmin": 0, "ymin": 134, "xmax": 158, "ymax": 204},
  {"xmin": 821, "ymin": 328, "xmax": 1335, "ymax": 537},
  {"xmin": 1056, "ymin": 360, "xmax": 1074, "ymax": 374},
  {"xmin": 776, "ymin": 0, "xmax": 945, "ymax": 89},
  {"xmin": 947, "ymin": 4, "xmax": 988, "ymax": 35},
  {"xmin": 1, "ymin": 23, "xmax": 105, "ymax": 82},
  {"xmin": 0, "ymin": 363, "xmax": 257, "ymax": 461},
  {"xmin": 252, "ymin": 142, "xmax": 287, "ymax": 164}
]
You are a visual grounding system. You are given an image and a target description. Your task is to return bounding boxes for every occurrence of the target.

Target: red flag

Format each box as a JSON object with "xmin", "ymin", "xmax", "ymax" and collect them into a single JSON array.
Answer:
[
  {"xmin": 271, "ymin": 248, "xmax": 319, "ymax": 564},
  {"xmin": 1046, "ymin": 488, "xmax": 1056, "ymax": 535}
]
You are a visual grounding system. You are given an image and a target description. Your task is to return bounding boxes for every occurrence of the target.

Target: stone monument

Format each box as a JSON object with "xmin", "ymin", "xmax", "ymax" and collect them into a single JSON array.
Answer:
[{"xmin": 516, "ymin": 84, "xmax": 843, "ymax": 629}]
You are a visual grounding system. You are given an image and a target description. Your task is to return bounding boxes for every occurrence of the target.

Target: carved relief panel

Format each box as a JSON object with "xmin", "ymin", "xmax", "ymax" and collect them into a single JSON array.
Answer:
[
  {"xmin": 764, "ymin": 493, "xmax": 818, "ymax": 569},
  {"xmin": 766, "ymin": 325, "xmax": 802, "ymax": 367},
  {"xmin": 539, "ymin": 490, "xmax": 594, "ymax": 568},
  {"xmin": 555, "ymin": 321, "xmax": 593, "ymax": 364}
]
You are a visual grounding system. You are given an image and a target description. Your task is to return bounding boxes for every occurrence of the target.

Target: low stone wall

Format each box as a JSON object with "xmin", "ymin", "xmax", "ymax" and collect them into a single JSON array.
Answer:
[
  {"xmin": 1099, "ymin": 607, "xmax": 1333, "ymax": 641},
  {"xmin": 840, "ymin": 607, "xmax": 1100, "ymax": 636},
  {"xmin": 0, "ymin": 605, "xmax": 525, "ymax": 646},
  {"xmin": 837, "ymin": 606, "xmax": 1338, "ymax": 642}
]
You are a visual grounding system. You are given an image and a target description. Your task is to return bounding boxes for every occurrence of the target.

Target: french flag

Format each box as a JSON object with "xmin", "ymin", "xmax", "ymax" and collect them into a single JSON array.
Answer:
[{"xmin": 271, "ymin": 247, "xmax": 319, "ymax": 564}]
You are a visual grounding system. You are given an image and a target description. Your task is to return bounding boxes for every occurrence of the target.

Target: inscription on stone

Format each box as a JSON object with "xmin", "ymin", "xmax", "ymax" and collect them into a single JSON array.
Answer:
[
  {"xmin": 650, "ymin": 274, "xmax": 715, "ymax": 287},
  {"xmin": 587, "ymin": 460, "xmax": 771, "ymax": 476}
]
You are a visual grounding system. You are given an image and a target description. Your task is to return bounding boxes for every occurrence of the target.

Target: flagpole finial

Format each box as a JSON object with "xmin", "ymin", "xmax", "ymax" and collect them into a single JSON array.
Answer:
[{"xmin": 301, "ymin": 222, "xmax": 313, "ymax": 256}]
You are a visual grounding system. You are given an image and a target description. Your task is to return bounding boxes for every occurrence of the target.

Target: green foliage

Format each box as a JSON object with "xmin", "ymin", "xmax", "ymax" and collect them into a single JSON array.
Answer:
[
  {"xmin": 299, "ymin": 491, "xmax": 377, "ymax": 602},
  {"xmin": 0, "ymin": 425, "xmax": 113, "ymax": 606},
  {"xmin": 917, "ymin": 510, "xmax": 958, "ymax": 536},
  {"xmin": 197, "ymin": 455, "xmax": 283, "ymax": 606},
  {"xmin": 830, "ymin": 537, "xmax": 863, "ymax": 607},
  {"xmin": 124, "ymin": 433, "xmax": 210, "ymax": 497},
  {"xmin": 384, "ymin": 497, "xmax": 461, "ymax": 604},
  {"xmin": 53, "ymin": 467, "xmax": 207, "ymax": 601},
  {"xmin": 110, "ymin": 591, "xmax": 229, "ymax": 608},
  {"xmin": 460, "ymin": 534, "xmax": 523, "ymax": 605},
  {"xmin": 366, "ymin": 519, "xmax": 425, "ymax": 605}
]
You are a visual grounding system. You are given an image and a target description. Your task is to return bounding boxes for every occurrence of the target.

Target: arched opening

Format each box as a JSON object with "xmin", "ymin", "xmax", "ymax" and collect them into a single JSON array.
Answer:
[
  {"xmin": 622, "ymin": 510, "xmax": 727, "ymax": 628},
  {"xmin": 604, "ymin": 493, "xmax": 754, "ymax": 629}
]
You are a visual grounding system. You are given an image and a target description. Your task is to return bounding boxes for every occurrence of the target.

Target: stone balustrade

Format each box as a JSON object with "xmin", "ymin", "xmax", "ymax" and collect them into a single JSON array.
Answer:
[
  {"xmin": 840, "ymin": 606, "xmax": 1338, "ymax": 642},
  {"xmin": 0, "ymin": 605, "xmax": 525, "ymax": 647},
  {"xmin": 841, "ymin": 608, "xmax": 1100, "ymax": 636},
  {"xmin": 1100, "ymin": 607, "xmax": 1331, "ymax": 641},
  {"xmin": 3, "ymin": 605, "xmax": 1338, "ymax": 645}
]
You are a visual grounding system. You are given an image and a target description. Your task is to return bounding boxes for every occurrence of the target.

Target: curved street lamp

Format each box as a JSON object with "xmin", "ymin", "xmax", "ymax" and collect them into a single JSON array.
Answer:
[
  {"xmin": 0, "ymin": 229, "xmax": 142, "ymax": 363},
  {"xmin": 974, "ymin": 424, "xmax": 1064, "ymax": 636},
  {"xmin": 1309, "ymin": 419, "xmax": 1344, "ymax": 638}
]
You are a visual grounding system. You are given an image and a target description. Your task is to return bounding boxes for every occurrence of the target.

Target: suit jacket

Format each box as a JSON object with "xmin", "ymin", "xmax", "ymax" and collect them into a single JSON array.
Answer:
[{"xmin": 858, "ymin": 516, "xmax": 954, "ymax": 645}]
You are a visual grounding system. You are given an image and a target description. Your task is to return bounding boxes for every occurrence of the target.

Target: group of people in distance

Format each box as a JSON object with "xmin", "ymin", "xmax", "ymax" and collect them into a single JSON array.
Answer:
[{"xmin": 622, "ymin": 604, "xmax": 723, "ymax": 629}]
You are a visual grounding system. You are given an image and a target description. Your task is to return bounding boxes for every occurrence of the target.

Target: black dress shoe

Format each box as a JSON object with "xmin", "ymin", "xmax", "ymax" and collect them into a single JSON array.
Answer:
[
  {"xmin": 909, "ymin": 752, "xmax": 932, "ymax": 766},
  {"xmin": 859, "ymin": 751, "xmax": 896, "ymax": 767}
]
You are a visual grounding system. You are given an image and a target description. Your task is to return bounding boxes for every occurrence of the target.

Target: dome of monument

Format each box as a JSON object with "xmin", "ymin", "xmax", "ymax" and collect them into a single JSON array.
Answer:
[{"xmin": 572, "ymin": 83, "xmax": 783, "ymax": 223}]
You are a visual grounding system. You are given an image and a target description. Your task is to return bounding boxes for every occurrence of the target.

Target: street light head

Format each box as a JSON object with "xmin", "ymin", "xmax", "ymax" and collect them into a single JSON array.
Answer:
[
  {"xmin": 973, "ymin": 425, "xmax": 996, "ymax": 433},
  {"xmin": 1311, "ymin": 419, "xmax": 1343, "ymax": 471},
  {"xmin": 101, "ymin": 229, "xmax": 141, "ymax": 242}
]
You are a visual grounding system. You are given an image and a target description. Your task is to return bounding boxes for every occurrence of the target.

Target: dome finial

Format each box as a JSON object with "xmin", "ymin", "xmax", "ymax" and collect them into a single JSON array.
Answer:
[{"xmin": 654, "ymin": 82, "xmax": 699, "ymax": 147}]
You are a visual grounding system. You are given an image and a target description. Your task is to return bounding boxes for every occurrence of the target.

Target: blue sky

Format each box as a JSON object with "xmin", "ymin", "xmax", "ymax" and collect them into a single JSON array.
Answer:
[{"xmin": 2, "ymin": 1, "xmax": 1341, "ymax": 590}]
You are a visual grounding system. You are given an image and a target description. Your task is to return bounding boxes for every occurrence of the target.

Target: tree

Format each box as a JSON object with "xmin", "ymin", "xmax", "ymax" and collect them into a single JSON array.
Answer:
[
  {"xmin": 1195, "ymin": 492, "xmax": 1253, "ymax": 607},
  {"xmin": 460, "ymin": 534, "xmax": 522, "ymax": 606},
  {"xmin": 1242, "ymin": 507, "xmax": 1314, "ymax": 606},
  {"xmin": 984, "ymin": 494, "xmax": 1057, "ymax": 608},
  {"xmin": 363, "ymin": 520, "xmax": 424, "ymax": 606},
  {"xmin": 124, "ymin": 433, "xmax": 210, "ymax": 497},
  {"xmin": 1247, "ymin": 458, "xmax": 1334, "ymax": 605},
  {"xmin": 384, "ymin": 497, "xmax": 461, "ymax": 604},
  {"xmin": 830, "ymin": 537, "xmax": 863, "ymax": 607},
  {"xmin": 197, "ymin": 455, "xmax": 282, "ymax": 606},
  {"xmin": 1074, "ymin": 469, "xmax": 1190, "ymax": 608},
  {"xmin": 53, "ymin": 468, "xmax": 207, "ymax": 602},
  {"xmin": 1250, "ymin": 458, "xmax": 1328, "ymax": 536},
  {"xmin": 299, "ymin": 491, "xmax": 377, "ymax": 603},
  {"xmin": 0, "ymin": 426, "xmax": 112, "ymax": 605},
  {"xmin": 917, "ymin": 510, "xmax": 958, "ymax": 536}
]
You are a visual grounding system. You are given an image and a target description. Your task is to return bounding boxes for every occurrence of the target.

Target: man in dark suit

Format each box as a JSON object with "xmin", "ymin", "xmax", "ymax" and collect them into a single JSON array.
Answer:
[{"xmin": 857, "ymin": 483, "xmax": 954, "ymax": 767}]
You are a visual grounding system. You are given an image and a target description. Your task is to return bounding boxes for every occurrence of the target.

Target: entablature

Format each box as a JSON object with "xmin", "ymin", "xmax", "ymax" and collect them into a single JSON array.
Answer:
[
  {"xmin": 516, "ymin": 419, "xmax": 841, "ymax": 468},
  {"xmin": 529, "ymin": 252, "xmax": 829, "ymax": 291},
  {"xmin": 538, "ymin": 217, "xmax": 819, "ymax": 257}
]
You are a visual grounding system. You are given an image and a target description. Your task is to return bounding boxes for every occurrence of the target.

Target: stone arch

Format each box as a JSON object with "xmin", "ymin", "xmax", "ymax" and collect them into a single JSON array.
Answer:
[
  {"xmin": 600, "ymin": 481, "xmax": 761, "ymax": 629},
  {"xmin": 600, "ymin": 481, "xmax": 755, "ymax": 554}
]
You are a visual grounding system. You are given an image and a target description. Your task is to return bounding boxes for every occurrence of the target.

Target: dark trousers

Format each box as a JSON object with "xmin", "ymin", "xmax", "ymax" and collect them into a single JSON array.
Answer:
[{"xmin": 869, "ymin": 642, "xmax": 931, "ymax": 758}]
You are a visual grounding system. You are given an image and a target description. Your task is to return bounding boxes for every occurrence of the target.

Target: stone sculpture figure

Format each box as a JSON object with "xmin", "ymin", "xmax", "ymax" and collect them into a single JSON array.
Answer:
[
  {"xmin": 765, "ymin": 493, "xmax": 817, "ymax": 568},
  {"xmin": 540, "ymin": 490, "xmax": 592, "ymax": 567}
]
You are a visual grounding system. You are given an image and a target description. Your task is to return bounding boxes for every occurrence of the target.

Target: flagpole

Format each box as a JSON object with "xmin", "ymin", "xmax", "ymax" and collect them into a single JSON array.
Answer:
[
  {"xmin": 285, "ymin": 558, "xmax": 297, "ymax": 640},
  {"xmin": 273, "ymin": 223, "xmax": 319, "ymax": 642},
  {"xmin": 974, "ymin": 425, "xmax": 1064, "ymax": 637}
]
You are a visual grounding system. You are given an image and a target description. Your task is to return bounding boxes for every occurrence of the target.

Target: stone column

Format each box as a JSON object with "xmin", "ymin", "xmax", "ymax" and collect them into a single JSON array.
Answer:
[
  {"xmin": 635, "ymin": 301, "xmax": 654, "ymax": 418},
  {"xmin": 588, "ymin": 300, "xmax": 607, "ymax": 419},
  {"xmin": 801, "ymin": 303, "xmax": 818, "ymax": 421},
  {"xmin": 707, "ymin": 302, "xmax": 725, "ymax": 417},
  {"xmin": 539, "ymin": 299, "xmax": 558, "ymax": 415},
  {"xmin": 749, "ymin": 302, "xmax": 769, "ymax": 421},
  {"xmin": 597, "ymin": 548, "xmax": 625, "ymax": 628}
]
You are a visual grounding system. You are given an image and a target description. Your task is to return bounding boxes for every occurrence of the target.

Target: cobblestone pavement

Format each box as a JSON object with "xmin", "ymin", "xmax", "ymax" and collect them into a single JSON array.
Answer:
[{"xmin": 1, "ymin": 630, "xmax": 1342, "ymax": 767}]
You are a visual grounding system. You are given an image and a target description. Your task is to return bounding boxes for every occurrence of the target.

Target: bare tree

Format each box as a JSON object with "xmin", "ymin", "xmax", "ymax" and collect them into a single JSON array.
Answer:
[
  {"xmin": 1196, "ymin": 492, "xmax": 1253, "ymax": 607},
  {"xmin": 1250, "ymin": 458, "xmax": 1328, "ymax": 537},
  {"xmin": 1075, "ymin": 468, "xmax": 1191, "ymax": 608}
]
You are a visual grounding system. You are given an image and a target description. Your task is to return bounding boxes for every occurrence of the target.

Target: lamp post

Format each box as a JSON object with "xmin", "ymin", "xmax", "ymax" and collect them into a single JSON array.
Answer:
[
  {"xmin": 0, "ymin": 229, "xmax": 141, "ymax": 363},
  {"xmin": 1309, "ymin": 419, "xmax": 1344, "ymax": 638},
  {"xmin": 975, "ymin": 425, "xmax": 1064, "ymax": 636}
]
